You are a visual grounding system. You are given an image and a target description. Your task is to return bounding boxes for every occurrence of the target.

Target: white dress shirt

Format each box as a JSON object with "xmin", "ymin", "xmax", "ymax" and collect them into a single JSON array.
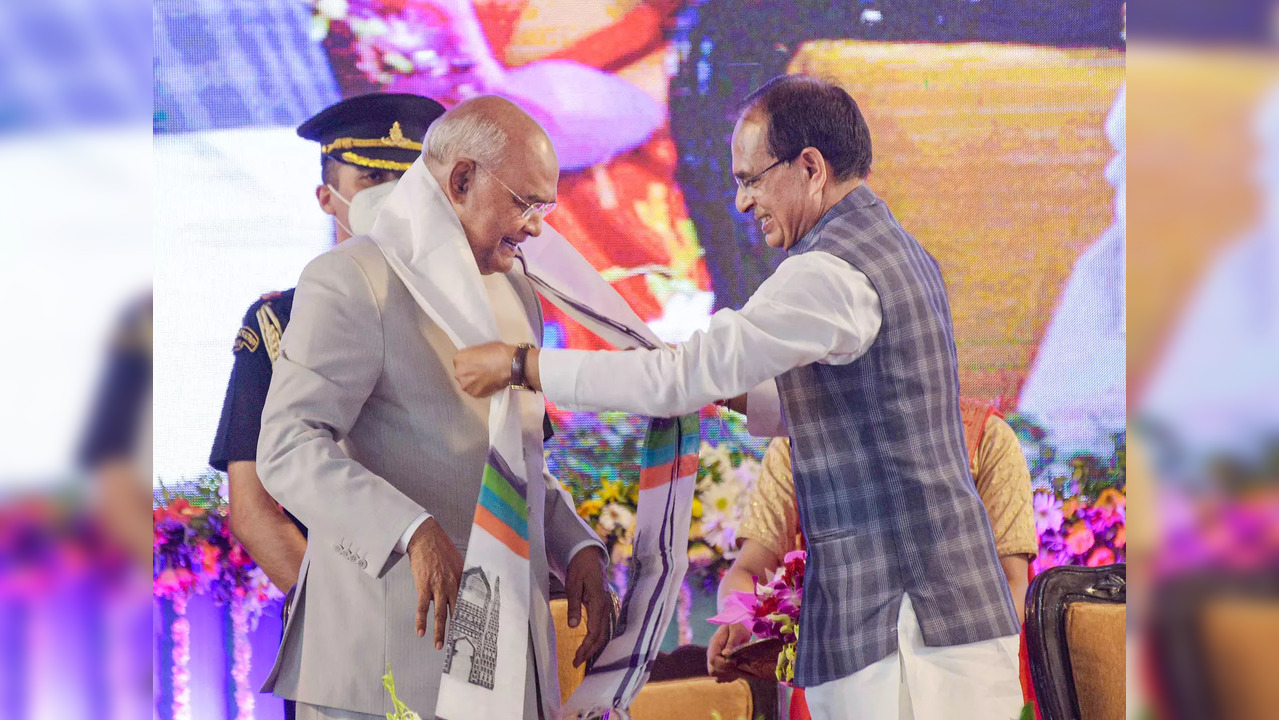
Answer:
[{"xmin": 540, "ymin": 251, "xmax": 883, "ymax": 434}]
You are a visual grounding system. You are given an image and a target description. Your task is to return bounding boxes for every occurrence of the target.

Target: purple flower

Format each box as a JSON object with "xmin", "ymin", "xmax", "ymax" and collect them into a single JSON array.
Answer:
[{"xmin": 1034, "ymin": 492, "xmax": 1064, "ymax": 534}]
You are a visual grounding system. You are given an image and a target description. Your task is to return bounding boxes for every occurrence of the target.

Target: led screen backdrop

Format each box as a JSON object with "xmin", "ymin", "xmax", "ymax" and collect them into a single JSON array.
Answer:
[{"xmin": 153, "ymin": 0, "xmax": 1125, "ymax": 484}]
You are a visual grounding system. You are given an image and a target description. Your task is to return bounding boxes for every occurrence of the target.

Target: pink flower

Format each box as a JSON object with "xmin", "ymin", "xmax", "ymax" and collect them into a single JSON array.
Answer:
[
  {"xmin": 155, "ymin": 567, "xmax": 198, "ymax": 597},
  {"xmin": 1065, "ymin": 524, "xmax": 1096, "ymax": 556},
  {"xmin": 1086, "ymin": 547, "xmax": 1116, "ymax": 567},
  {"xmin": 1032, "ymin": 550, "xmax": 1068, "ymax": 575},
  {"xmin": 707, "ymin": 590, "xmax": 756, "ymax": 626},
  {"xmin": 229, "ymin": 543, "xmax": 253, "ymax": 569},
  {"xmin": 1034, "ymin": 492, "xmax": 1064, "ymax": 534}
]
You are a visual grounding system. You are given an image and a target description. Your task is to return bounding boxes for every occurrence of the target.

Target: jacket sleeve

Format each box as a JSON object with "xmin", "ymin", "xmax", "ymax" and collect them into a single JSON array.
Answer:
[
  {"xmin": 541, "ymin": 458, "xmax": 606, "ymax": 581},
  {"xmin": 257, "ymin": 251, "xmax": 425, "ymax": 579}
]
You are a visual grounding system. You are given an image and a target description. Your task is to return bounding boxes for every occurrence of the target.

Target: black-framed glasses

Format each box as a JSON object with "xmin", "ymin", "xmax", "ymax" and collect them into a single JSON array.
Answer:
[
  {"xmin": 734, "ymin": 158, "xmax": 789, "ymax": 195},
  {"xmin": 476, "ymin": 162, "xmax": 556, "ymax": 221}
]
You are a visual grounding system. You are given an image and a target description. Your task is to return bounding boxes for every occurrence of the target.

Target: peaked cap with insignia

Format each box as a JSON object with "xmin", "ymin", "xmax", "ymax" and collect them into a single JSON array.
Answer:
[{"xmin": 297, "ymin": 93, "xmax": 446, "ymax": 172}]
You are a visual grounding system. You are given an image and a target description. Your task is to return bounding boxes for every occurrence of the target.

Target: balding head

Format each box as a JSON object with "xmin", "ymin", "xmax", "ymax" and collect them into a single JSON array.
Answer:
[
  {"xmin": 424, "ymin": 96, "xmax": 560, "ymax": 274},
  {"xmin": 425, "ymin": 96, "xmax": 554, "ymax": 168}
]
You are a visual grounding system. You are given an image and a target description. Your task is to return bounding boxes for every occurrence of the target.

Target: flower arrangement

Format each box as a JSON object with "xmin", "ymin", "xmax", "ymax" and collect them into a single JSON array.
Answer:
[
  {"xmin": 550, "ymin": 411, "xmax": 766, "ymax": 591},
  {"xmin": 153, "ymin": 474, "xmax": 283, "ymax": 720},
  {"xmin": 152, "ymin": 473, "xmax": 283, "ymax": 625},
  {"xmin": 0, "ymin": 494, "xmax": 124, "ymax": 599},
  {"xmin": 689, "ymin": 436, "xmax": 762, "ymax": 591},
  {"xmin": 1019, "ymin": 429, "xmax": 1127, "ymax": 574},
  {"xmin": 1154, "ymin": 439, "xmax": 1279, "ymax": 576},
  {"xmin": 707, "ymin": 550, "xmax": 807, "ymax": 684}
]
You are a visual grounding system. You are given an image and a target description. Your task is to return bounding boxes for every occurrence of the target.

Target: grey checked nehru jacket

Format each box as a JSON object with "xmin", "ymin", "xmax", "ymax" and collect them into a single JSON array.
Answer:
[{"xmin": 778, "ymin": 185, "xmax": 1019, "ymax": 687}]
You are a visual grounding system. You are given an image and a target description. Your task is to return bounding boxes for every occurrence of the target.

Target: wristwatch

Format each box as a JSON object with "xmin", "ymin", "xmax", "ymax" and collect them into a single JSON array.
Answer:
[{"xmin": 510, "ymin": 343, "xmax": 534, "ymax": 390}]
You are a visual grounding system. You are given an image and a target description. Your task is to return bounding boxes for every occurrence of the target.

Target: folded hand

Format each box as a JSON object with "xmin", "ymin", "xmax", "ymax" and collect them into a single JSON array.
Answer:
[{"xmin": 453, "ymin": 342, "xmax": 516, "ymax": 398}]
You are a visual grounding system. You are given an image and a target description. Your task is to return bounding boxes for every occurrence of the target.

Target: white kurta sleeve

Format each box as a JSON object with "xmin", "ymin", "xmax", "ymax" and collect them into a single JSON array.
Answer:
[{"xmin": 539, "ymin": 252, "xmax": 882, "ymax": 418}]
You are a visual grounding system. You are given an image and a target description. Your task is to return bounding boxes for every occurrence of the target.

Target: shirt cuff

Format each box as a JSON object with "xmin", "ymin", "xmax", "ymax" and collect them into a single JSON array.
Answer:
[
  {"xmin": 538, "ymin": 349, "xmax": 589, "ymax": 409},
  {"xmin": 567, "ymin": 539, "xmax": 607, "ymax": 567},
  {"xmin": 746, "ymin": 379, "xmax": 786, "ymax": 437},
  {"xmin": 395, "ymin": 512, "xmax": 432, "ymax": 554}
]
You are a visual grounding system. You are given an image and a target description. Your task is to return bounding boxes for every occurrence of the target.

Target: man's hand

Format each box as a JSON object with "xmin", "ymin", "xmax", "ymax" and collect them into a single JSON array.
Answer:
[
  {"xmin": 454, "ymin": 342, "xmax": 517, "ymax": 398},
  {"xmin": 565, "ymin": 546, "xmax": 612, "ymax": 667},
  {"xmin": 405, "ymin": 517, "xmax": 464, "ymax": 649},
  {"xmin": 706, "ymin": 622, "xmax": 752, "ymax": 682}
]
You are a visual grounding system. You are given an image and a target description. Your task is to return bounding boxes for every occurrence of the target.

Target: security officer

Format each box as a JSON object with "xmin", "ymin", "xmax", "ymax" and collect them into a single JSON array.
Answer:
[{"xmin": 208, "ymin": 92, "xmax": 445, "ymax": 720}]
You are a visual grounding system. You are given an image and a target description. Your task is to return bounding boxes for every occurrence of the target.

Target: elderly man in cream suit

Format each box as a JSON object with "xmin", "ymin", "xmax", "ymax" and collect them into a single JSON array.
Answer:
[{"xmin": 256, "ymin": 97, "xmax": 613, "ymax": 720}]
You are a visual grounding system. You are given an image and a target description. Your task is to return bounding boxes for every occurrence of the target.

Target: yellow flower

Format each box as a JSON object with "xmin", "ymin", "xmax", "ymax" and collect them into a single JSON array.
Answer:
[
  {"xmin": 577, "ymin": 499, "xmax": 603, "ymax": 520},
  {"xmin": 599, "ymin": 480, "xmax": 623, "ymax": 504},
  {"xmin": 1097, "ymin": 488, "xmax": 1126, "ymax": 511},
  {"xmin": 691, "ymin": 498, "xmax": 704, "ymax": 519}
]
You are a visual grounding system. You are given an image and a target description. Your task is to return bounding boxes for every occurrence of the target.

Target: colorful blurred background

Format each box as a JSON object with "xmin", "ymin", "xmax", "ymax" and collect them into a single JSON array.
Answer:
[
  {"xmin": 147, "ymin": 1, "xmax": 1127, "ymax": 718},
  {"xmin": 8, "ymin": 0, "xmax": 1279, "ymax": 718}
]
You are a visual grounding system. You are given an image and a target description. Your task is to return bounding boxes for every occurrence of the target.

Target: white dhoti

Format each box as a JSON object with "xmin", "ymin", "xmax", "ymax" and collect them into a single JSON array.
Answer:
[{"xmin": 803, "ymin": 595, "xmax": 1023, "ymax": 720}]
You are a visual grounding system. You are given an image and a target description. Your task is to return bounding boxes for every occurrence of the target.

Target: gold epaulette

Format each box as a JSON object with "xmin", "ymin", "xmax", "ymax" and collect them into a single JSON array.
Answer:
[{"xmin": 256, "ymin": 303, "xmax": 284, "ymax": 365}]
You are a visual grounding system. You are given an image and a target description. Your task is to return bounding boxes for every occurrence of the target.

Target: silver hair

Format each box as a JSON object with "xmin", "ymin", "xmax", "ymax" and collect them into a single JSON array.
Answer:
[{"xmin": 423, "ymin": 108, "xmax": 508, "ymax": 167}]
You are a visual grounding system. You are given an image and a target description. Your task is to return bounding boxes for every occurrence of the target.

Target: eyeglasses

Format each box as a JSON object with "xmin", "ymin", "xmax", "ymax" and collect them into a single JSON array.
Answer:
[
  {"xmin": 476, "ymin": 162, "xmax": 556, "ymax": 221},
  {"xmin": 734, "ymin": 158, "xmax": 789, "ymax": 195}
]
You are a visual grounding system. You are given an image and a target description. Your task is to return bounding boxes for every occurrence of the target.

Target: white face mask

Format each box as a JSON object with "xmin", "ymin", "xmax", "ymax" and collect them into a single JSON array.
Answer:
[{"xmin": 327, "ymin": 179, "xmax": 399, "ymax": 237}]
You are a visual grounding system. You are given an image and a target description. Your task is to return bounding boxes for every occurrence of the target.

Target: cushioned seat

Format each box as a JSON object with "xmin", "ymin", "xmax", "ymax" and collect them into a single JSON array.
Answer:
[
  {"xmin": 1025, "ymin": 564, "xmax": 1127, "ymax": 720},
  {"xmin": 1065, "ymin": 602, "xmax": 1126, "ymax": 720},
  {"xmin": 1150, "ymin": 571, "xmax": 1279, "ymax": 720}
]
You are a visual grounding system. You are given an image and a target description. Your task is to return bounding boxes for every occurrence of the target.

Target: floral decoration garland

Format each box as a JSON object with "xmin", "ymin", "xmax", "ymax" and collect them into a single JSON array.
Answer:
[
  {"xmin": 153, "ymin": 474, "xmax": 284, "ymax": 720},
  {"xmin": 1008, "ymin": 420, "xmax": 1128, "ymax": 573}
]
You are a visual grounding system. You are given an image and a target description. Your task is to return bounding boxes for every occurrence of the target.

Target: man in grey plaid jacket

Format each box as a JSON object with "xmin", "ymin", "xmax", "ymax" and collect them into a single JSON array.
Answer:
[{"xmin": 454, "ymin": 74, "xmax": 1024, "ymax": 720}]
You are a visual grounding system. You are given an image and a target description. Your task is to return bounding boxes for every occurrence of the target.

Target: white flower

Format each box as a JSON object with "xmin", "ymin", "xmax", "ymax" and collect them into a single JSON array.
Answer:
[
  {"xmin": 699, "ymin": 510, "xmax": 735, "ymax": 553},
  {"xmin": 596, "ymin": 503, "xmax": 635, "ymax": 538},
  {"xmin": 700, "ymin": 480, "xmax": 741, "ymax": 517}
]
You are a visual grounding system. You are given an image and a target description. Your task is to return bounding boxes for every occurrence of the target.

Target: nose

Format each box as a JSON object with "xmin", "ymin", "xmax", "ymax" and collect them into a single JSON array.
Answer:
[
  {"xmin": 735, "ymin": 185, "xmax": 754, "ymax": 214},
  {"xmin": 523, "ymin": 212, "xmax": 544, "ymax": 238}
]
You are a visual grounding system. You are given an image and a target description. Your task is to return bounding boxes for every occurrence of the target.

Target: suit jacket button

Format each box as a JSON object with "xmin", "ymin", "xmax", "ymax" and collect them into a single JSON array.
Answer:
[{"xmin": 358, "ymin": 558, "xmax": 368, "ymax": 569}]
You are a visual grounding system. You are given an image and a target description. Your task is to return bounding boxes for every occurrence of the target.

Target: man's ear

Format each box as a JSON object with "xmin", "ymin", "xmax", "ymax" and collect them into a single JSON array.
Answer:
[
  {"xmin": 447, "ymin": 160, "xmax": 476, "ymax": 204},
  {"xmin": 316, "ymin": 184, "xmax": 337, "ymax": 216},
  {"xmin": 798, "ymin": 147, "xmax": 828, "ymax": 196}
]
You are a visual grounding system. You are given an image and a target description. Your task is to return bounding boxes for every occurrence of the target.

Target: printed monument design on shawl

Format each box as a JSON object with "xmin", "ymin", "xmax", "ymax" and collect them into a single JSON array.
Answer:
[{"xmin": 443, "ymin": 567, "xmax": 501, "ymax": 690}]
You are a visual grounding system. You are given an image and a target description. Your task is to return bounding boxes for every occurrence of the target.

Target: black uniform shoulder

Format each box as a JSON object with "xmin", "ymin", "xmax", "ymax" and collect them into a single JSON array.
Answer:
[{"xmin": 233, "ymin": 289, "xmax": 295, "ymax": 355}]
